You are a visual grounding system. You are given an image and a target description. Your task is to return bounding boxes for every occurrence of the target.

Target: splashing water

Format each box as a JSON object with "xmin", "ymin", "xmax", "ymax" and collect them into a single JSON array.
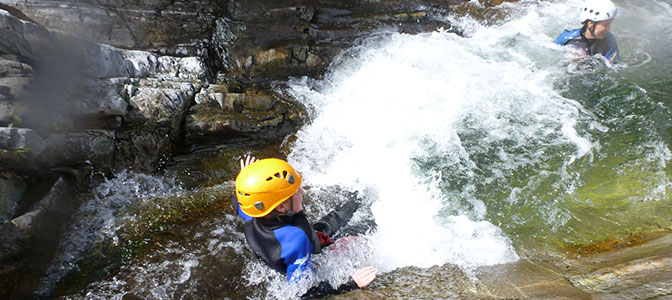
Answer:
[
  {"xmin": 285, "ymin": 28, "xmax": 564, "ymax": 270},
  {"xmin": 286, "ymin": 0, "xmax": 672, "ymax": 274}
]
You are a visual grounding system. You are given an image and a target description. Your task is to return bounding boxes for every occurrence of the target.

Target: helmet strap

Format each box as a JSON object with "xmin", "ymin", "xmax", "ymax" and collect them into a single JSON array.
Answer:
[
  {"xmin": 580, "ymin": 21, "xmax": 597, "ymax": 39},
  {"xmin": 584, "ymin": 21, "xmax": 597, "ymax": 39},
  {"xmin": 285, "ymin": 196, "xmax": 295, "ymax": 217},
  {"xmin": 589, "ymin": 22, "xmax": 597, "ymax": 38}
]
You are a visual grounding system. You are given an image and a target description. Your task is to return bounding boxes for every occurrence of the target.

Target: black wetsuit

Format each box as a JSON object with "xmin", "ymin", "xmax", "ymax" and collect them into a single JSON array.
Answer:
[{"xmin": 231, "ymin": 196, "xmax": 361, "ymax": 299}]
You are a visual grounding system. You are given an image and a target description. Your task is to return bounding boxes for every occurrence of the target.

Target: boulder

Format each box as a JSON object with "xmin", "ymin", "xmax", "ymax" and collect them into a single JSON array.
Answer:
[
  {"xmin": 37, "ymin": 130, "xmax": 116, "ymax": 173},
  {"xmin": 0, "ymin": 7, "xmax": 51, "ymax": 63},
  {"xmin": 184, "ymin": 88, "xmax": 305, "ymax": 144},
  {"xmin": 69, "ymin": 78, "xmax": 130, "ymax": 121},
  {"xmin": 112, "ymin": 79, "xmax": 200, "ymax": 170}
]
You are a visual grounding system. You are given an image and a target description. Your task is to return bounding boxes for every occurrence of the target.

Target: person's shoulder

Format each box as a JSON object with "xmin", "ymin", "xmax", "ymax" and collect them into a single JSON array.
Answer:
[
  {"xmin": 274, "ymin": 224, "xmax": 313, "ymax": 250},
  {"xmin": 604, "ymin": 31, "xmax": 618, "ymax": 47},
  {"xmin": 554, "ymin": 28, "xmax": 582, "ymax": 45}
]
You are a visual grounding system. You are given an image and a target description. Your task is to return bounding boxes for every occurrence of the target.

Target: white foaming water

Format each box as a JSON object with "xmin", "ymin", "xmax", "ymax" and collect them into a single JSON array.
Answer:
[
  {"xmin": 285, "ymin": 1, "xmax": 599, "ymax": 272},
  {"xmin": 37, "ymin": 171, "xmax": 185, "ymax": 297}
]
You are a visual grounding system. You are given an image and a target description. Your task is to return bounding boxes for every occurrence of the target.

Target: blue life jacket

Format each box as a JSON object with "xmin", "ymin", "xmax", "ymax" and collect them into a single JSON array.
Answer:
[{"xmin": 554, "ymin": 28, "xmax": 619, "ymax": 63}]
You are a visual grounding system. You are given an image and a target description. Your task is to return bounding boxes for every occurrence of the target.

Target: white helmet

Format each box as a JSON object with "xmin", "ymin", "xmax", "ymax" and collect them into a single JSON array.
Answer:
[{"xmin": 580, "ymin": 0, "xmax": 617, "ymax": 23}]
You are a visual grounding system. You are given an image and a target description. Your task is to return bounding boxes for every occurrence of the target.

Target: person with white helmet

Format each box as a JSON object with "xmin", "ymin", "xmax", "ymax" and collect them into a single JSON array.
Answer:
[
  {"xmin": 554, "ymin": 0, "xmax": 620, "ymax": 63},
  {"xmin": 231, "ymin": 155, "xmax": 378, "ymax": 299}
]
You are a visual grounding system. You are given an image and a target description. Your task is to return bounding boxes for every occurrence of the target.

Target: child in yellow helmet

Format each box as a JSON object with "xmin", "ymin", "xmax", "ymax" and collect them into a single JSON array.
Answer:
[{"xmin": 232, "ymin": 156, "xmax": 378, "ymax": 298}]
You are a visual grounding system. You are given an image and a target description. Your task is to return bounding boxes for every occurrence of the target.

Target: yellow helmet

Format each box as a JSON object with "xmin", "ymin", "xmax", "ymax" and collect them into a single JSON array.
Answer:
[{"xmin": 235, "ymin": 158, "xmax": 302, "ymax": 217}]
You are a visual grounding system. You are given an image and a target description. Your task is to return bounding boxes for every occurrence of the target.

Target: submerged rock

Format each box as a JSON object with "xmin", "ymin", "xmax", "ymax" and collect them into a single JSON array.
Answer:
[
  {"xmin": 468, "ymin": 231, "xmax": 672, "ymax": 300},
  {"xmin": 567, "ymin": 232, "xmax": 672, "ymax": 299}
]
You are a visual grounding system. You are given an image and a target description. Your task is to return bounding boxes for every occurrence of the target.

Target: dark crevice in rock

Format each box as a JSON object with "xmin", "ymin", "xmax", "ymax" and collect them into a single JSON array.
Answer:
[{"xmin": 0, "ymin": 175, "xmax": 88, "ymax": 299}]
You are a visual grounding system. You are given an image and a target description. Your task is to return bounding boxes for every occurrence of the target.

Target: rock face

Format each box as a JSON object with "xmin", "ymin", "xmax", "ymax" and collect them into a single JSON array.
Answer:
[
  {"xmin": 0, "ymin": 1, "xmax": 223, "ymax": 55},
  {"xmin": 0, "ymin": 0, "xmax": 469, "ymax": 176},
  {"xmin": 0, "ymin": 6, "xmax": 213, "ymax": 298}
]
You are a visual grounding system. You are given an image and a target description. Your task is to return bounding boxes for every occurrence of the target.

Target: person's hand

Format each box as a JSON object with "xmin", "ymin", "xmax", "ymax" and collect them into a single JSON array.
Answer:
[
  {"xmin": 239, "ymin": 155, "xmax": 258, "ymax": 171},
  {"xmin": 351, "ymin": 266, "xmax": 378, "ymax": 288}
]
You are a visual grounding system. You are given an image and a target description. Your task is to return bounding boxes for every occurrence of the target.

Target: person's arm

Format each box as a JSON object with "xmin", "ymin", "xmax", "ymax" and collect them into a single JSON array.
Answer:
[
  {"xmin": 300, "ymin": 280, "xmax": 358, "ymax": 300},
  {"xmin": 604, "ymin": 32, "xmax": 619, "ymax": 63},
  {"xmin": 300, "ymin": 266, "xmax": 378, "ymax": 299}
]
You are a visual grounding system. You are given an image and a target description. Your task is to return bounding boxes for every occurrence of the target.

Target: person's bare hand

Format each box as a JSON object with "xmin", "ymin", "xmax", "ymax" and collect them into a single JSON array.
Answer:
[
  {"xmin": 351, "ymin": 266, "xmax": 378, "ymax": 288},
  {"xmin": 239, "ymin": 155, "xmax": 258, "ymax": 171}
]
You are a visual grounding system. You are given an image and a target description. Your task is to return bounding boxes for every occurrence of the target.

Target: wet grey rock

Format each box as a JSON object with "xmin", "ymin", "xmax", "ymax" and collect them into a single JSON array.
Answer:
[
  {"xmin": 0, "ymin": 176, "xmax": 80, "ymax": 300},
  {"xmin": 0, "ymin": 9, "xmax": 46, "ymax": 127},
  {"xmin": 0, "ymin": 4, "xmax": 211, "ymax": 173},
  {"xmin": 70, "ymin": 78, "xmax": 130, "ymax": 119},
  {"xmin": 38, "ymin": 130, "xmax": 115, "ymax": 172},
  {"xmin": 467, "ymin": 232, "xmax": 672, "ymax": 300},
  {"xmin": 113, "ymin": 79, "xmax": 201, "ymax": 170},
  {"xmin": 0, "ymin": 127, "xmax": 45, "ymax": 173},
  {"xmin": 0, "ymin": 127, "xmax": 46, "ymax": 154},
  {"xmin": 1, "ymin": 0, "xmax": 465, "ymax": 162},
  {"xmin": 0, "ymin": 7, "xmax": 51, "ymax": 63},
  {"xmin": 184, "ymin": 87, "xmax": 304, "ymax": 145},
  {"xmin": 0, "ymin": 173, "xmax": 26, "ymax": 223},
  {"xmin": 72, "ymin": 43, "xmax": 207, "ymax": 171},
  {"xmin": 74, "ymin": 42, "xmax": 208, "ymax": 81},
  {"xmin": 0, "ymin": 58, "xmax": 32, "ymax": 101},
  {"xmin": 571, "ymin": 256, "xmax": 672, "ymax": 299},
  {"xmin": 0, "ymin": 0, "xmax": 223, "ymax": 55}
]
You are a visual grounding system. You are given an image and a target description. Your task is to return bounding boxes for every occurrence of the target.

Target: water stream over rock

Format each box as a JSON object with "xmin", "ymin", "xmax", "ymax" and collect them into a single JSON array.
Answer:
[{"xmin": 1, "ymin": 0, "xmax": 672, "ymax": 299}]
